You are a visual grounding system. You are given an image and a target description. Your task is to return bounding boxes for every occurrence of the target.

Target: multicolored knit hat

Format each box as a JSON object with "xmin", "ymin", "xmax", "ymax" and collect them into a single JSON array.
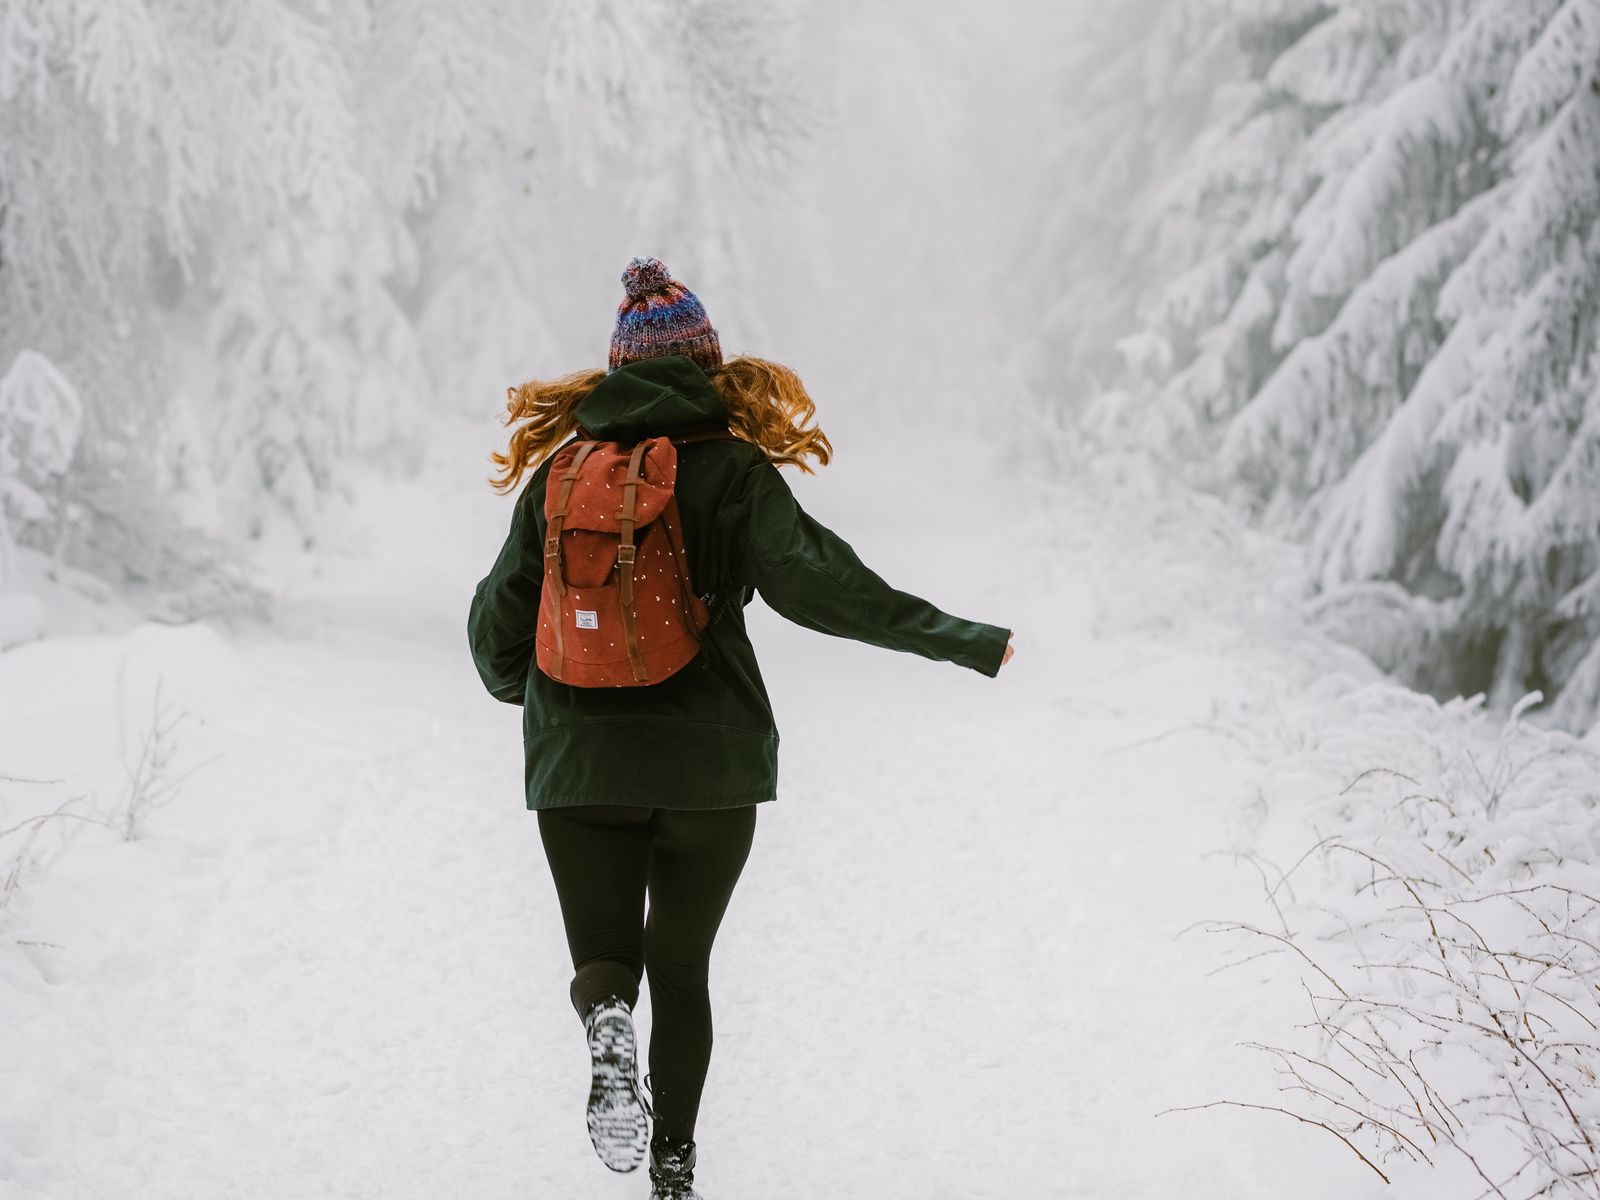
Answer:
[{"xmin": 609, "ymin": 257, "xmax": 723, "ymax": 373}]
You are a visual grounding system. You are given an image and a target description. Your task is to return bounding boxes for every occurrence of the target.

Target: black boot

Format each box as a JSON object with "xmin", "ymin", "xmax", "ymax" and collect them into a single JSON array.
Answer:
[
  {"xmin": 582, "ymin": 996, "xmax": 650, "ymax": 1173},
  {"xmin": 647, "ymin": 1134, "xmax": 702, "ymax": 1200}
]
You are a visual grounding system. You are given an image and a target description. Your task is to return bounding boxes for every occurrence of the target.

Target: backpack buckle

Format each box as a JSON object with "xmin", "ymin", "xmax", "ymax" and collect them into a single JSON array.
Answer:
[{"xmin": 616, "ymin": 544, "xmax": 636, "ymax": 567}]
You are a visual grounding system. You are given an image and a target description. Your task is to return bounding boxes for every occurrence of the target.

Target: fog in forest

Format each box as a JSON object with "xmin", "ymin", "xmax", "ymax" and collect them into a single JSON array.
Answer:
[{"xmin": 4, "ymin": 4, "xmax": 1599, "ymax": 1198}]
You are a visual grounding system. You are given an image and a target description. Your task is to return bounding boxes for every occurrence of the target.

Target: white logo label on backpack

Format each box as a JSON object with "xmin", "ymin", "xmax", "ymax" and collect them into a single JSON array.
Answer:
[{"xmin": 575, "ymin": 609, "xmax": 599, "ymax": 630}]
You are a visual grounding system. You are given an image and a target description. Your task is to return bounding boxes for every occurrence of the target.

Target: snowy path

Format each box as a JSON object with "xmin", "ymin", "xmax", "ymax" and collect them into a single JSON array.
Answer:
[{"xmin": 2, "ymin": 419, "xmax": 1399, "ymax": 1199}]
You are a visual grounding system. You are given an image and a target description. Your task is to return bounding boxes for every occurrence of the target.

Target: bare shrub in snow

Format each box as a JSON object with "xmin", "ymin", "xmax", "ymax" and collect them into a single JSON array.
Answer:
[
  {"xmin": 0, "ymin": 778, "xmax": 108, "ymax": 945},
  {"xmin": 1201, "ymin": 689, "xmax": 1600, "ymax": 1197},
  {"xmin": 115, "ymin": 675, "xmax": 206, "ymax": 843},
  {"xmin": 1051, "ymin": 342, "xmax": 1600, "ymax": 1196}
]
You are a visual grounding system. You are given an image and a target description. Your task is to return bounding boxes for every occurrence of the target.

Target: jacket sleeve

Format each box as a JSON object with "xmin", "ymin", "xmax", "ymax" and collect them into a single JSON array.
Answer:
[
  {"xmin": 468, "ymin": 479, "xmax": 544, "ymax": 705},
  {"xmin": 725, "ymin": 458, "xmax": 1011, "ymax": 677}
]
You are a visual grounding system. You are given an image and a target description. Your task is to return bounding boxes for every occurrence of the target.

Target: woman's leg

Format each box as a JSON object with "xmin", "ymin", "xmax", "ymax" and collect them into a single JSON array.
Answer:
[
  {"xmin": 536, "ymin": 804, "xmax": 654, "ymax": 1017},
  {"xmin": 642, "ymin": 804, "xmax": 758, "ymax": 1145}
]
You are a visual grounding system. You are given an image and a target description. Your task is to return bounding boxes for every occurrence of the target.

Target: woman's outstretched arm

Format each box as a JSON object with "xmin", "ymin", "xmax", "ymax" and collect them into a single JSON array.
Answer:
[{"xmin": 725, "ymin": 459, "xmax": 1011, "ymax": 677}]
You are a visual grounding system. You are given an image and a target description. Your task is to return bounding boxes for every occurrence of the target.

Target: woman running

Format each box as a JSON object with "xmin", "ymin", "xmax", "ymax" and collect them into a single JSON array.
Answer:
[{"xmin": 467, "ymin": 257, "xmax": 1013, "ymax": 1200}]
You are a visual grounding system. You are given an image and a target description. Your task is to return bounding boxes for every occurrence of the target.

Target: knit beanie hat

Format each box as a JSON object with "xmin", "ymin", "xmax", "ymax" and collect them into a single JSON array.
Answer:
[{"xmin": 609, "ymin": 257, "xmax": 723, "ymax": 373}]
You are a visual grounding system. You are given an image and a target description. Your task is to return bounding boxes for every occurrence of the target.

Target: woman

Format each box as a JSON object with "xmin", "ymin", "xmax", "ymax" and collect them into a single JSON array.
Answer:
[{"xmin": 467, "ymin": 257, "xmax": 1014, "ymax": 1200}]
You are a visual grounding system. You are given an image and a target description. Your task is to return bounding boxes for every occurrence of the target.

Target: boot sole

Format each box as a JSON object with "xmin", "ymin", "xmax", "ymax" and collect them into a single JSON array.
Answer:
[{"xmin": 586, "ymin": 1008, "xmax": 649, "ymax": 1173}]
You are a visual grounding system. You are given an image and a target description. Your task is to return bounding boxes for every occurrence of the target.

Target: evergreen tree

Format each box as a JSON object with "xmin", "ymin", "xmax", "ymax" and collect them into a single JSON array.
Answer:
[
  {"xmin": 0, "ymin": 350, "xmax": 81, "ymax": 587},
  {"xmin": 1050, "ymin": 0, "xmax": 1600, "ymax": 732},
  {"xmin": 0, "ymin": 0, "xmax": 806, "ymax": 610}
]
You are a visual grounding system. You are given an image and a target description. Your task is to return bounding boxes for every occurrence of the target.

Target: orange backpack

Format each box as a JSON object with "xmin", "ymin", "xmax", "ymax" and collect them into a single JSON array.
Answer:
[{"xmin": 535, "ymin": 430, "xmax": 723, "ymax": 687}]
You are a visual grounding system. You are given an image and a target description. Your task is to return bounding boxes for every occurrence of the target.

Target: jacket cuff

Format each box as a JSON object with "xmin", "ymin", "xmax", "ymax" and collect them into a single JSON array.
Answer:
[{"xmin": 965, "ymin": 622, "xmax": 1012, "ymax": 678}]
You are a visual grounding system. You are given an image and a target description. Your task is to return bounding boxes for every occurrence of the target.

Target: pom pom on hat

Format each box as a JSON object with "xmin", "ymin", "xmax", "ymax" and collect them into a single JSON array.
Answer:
[
  {"xmin": 610, "ymin": 257, "xmax": 722, "ymax": 373},
  {"xmin": 621, "ymin": 257, "xmax": 674, "ymax": 301}
]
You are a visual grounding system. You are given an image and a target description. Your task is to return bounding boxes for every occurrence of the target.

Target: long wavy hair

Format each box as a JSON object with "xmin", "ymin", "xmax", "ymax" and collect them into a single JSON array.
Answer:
[{"xmin": 488, "ymin": 355, "xmax": 833, "ymax": 493}]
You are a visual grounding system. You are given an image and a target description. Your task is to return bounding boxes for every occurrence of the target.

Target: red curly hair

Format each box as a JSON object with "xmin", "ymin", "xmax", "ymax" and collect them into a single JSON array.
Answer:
[{"xmin": 488, "ymin": 355, "xmax": 832, "ymax": 493}]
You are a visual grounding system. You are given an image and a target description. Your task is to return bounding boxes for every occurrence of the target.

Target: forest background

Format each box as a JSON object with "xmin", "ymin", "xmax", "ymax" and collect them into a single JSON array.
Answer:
[
  {"xmin": 3, "ymin": 2, "xmax": 1600, "ymax": 1197},
  {"xmin": 4, "ymin": 0, "xmax": 1598, "ymax": 737}
]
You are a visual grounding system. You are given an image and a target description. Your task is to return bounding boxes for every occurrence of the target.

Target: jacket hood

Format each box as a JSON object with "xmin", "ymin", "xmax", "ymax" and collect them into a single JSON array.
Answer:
[{"xmin": 575, "ymin": 355, "xmax": 728, "ymax": 442}]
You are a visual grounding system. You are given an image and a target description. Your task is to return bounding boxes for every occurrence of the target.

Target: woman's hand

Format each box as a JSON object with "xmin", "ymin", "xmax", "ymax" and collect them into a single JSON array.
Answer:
[{"xmin": 1001, "ymin": 632, "xmax": 1015, "ymax": 669}]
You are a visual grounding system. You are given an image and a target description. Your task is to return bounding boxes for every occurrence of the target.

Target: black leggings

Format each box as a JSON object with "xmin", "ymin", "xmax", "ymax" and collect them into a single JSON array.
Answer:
[{"xmin": 536, "ymin": 803, "xmax": 757, "ymax": 1144}]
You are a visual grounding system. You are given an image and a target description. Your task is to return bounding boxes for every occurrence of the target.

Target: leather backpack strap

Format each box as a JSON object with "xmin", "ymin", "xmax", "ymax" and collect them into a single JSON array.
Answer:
[
  {"xmin": 666, "ymin": 426, "xmax": 733, "ymax": 625},
  {"xmin": 544, "ymin": 440, "xmax": 598, "ymax": 681},
  {"xmin": 615, "ymin": 441, "xmax": 650, "ymax": 684}
]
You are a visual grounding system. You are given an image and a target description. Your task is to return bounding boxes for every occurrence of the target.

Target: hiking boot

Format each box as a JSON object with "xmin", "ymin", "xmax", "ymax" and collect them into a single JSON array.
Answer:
[
  {"xmin": 647, "ymin": 1135, "xmax": 702, "ymax": 1200},
  {"xmin": 582, "ymin": 996, "xmax": 651, "ymax": 1172}
]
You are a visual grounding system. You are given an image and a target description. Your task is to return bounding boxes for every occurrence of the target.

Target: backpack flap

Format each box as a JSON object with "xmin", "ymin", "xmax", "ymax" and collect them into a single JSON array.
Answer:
[{"xmin": 545, "ymin": 436, "xmax": 677, "ymax": 533}]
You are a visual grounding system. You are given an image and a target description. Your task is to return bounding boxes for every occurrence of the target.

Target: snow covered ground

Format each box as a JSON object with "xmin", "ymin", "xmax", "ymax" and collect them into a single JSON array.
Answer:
[{"xmin": 2, "ymin": 412, "xmax": 1506, "ymax": 1199}]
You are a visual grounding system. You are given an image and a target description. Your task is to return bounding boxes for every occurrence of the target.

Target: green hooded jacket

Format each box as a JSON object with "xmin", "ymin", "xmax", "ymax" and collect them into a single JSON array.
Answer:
[{"xmin": 467, "ymin": 355, "xmax": 1010, "ymax": 810}]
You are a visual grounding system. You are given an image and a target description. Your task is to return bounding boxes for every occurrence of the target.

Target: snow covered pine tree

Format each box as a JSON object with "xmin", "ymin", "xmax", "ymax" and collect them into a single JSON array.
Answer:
[{"xmin": 1045, "ymin": 0, "xmax": 1600, "ymax": 732}]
